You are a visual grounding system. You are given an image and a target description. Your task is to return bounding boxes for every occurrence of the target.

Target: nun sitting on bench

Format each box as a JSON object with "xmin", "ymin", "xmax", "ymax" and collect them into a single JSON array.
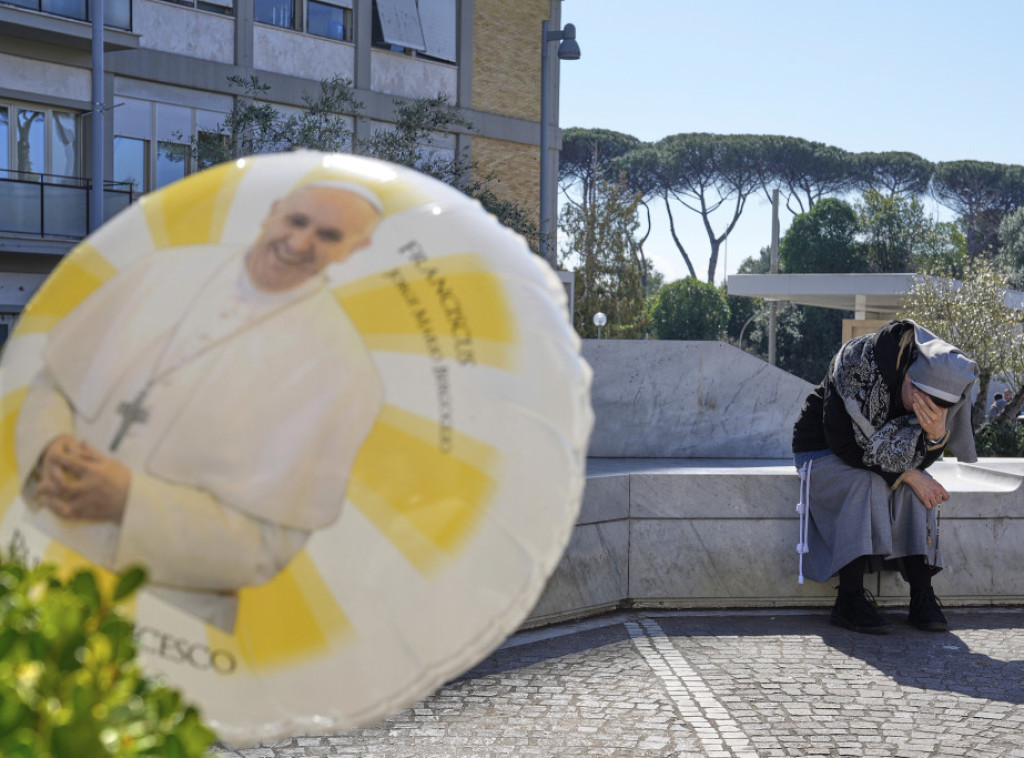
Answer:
[{"xmin": 792, "ymin": 319, "xmax": 978, "ymax": 634}]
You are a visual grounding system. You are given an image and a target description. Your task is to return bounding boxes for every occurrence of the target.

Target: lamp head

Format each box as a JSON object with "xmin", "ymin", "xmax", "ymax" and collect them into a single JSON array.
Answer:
[{"xmin": 557, "ymin": 23, "xmax": 581, "ymax": 60}]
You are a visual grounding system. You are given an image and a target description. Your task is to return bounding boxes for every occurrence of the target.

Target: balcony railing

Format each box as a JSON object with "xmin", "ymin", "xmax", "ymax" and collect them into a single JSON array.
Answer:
[
  {"xmin": 0, "ymin": 0, "xmax": 131, "ymax": 30},
  {"xmin": 0, "ymin": 170, "xmax": 137, "ymax": 240}
]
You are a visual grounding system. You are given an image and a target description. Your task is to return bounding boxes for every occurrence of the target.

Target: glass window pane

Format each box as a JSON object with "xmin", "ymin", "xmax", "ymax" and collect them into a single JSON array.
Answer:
[
  {"xmin": 196, "ymin": 110, "xmax": 226, "ymax": 134},
  {"xmin": 0, "ymin": 181, "xmax": 42, "ymax": 235},
  {"xmin": 41, "ymin": 0, "xmax": 87, "ymax": 20},
  {"xmin": 418, "ymin": 0, "xmax": 456, "ymax": 63},
  {"xmin": 50, "ymin": 112, "xmax": 78, "ymax": 178},
  {"xmin": 254, "ymin": 0, "xmax": 294, "ymax": 28},
  {"xmin": 113, "ymin": 136, "xmax": 147, "ymax": 192},
  {"xmin": 156, "ymin": 141, "xmax": 188, "ymax": 189},
  {"xmin": 196, "ymin": 1, "xmax": 233, "ymax": 14},
  {"xmin": 308, "ymin": 2, "xmax": 349, "ymax": 41},
  {"xmin": 15, "ymin": 110, "xmax": 45, "ymax": 177},
  {"xmin": 115, "ymin": 98, "xmax": 153, "ymax": 139},
  {"xmin": 43, "ymin": 183, "xmax": 88, "ymax": 237},
  {"xmin": 156, "ymin": 103, "xmax": 192, "ymax": 143},
  {"xmin": 104, "ymin": 0, "xmax": 132, "ymax": 30},
  {"xmin": 0, "ymin": 109, "xmax": 8, "ymax": 172},
  {"xmin": 103, "ymin": 186, "xmax": 133, "ymax": 222},
  {"xmin": 373, "ymin": 0, "xmax": 425, "ymax": 51},
  {"xmin": 197, "ymin": 131, "xmax": 229, "ymax": 170},
  {"xmin": 104, "ymin": 188, "xmax": 133, "ymax": 221}
]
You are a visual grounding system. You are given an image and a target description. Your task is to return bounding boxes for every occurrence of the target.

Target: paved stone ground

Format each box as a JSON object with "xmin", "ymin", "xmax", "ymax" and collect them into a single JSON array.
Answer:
[{"xmin": 216, "ymin": 607, "xmax": 1024, "ymax": 758}]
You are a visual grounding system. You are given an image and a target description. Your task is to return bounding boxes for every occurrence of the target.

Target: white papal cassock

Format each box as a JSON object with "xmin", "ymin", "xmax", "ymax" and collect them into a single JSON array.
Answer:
[{"xmin": 16, "ymin": 244, "xmax": 384, "ymax": 630}]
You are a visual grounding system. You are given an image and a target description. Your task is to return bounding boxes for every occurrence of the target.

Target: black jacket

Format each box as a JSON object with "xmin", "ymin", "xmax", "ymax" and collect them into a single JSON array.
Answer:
[{"xmin": 792, "ymin": 320, "xmax": 943, "ymax": 487}]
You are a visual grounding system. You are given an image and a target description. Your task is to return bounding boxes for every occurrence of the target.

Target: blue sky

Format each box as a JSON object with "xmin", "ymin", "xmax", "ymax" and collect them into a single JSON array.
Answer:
[{"xmin": 557, "ymin": 0, "xmax": 1024, "ymax": 285}]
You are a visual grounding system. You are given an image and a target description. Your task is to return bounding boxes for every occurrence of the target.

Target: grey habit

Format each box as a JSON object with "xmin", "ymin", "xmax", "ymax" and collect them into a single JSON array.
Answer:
[
  {"xmin": 799, "ymin": 323, "xmax": 978, "ymax": 584},
  {"xmin": 801, "ymin": 454, "xmax": 941, "ymax": 582}
]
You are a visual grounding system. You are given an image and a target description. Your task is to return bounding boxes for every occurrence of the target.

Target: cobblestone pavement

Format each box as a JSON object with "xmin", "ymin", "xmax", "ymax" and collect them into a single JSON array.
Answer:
[{"xmin": 217, "ymin": 607, "xmax": 1024, "ymax": 758}]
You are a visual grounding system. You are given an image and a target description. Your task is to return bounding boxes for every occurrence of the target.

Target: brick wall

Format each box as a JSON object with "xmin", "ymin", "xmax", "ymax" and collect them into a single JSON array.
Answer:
[
  {"xmin": 470, "ymin": 0, "xmax": 549, "ymax": 226},
  {"xmin": 472, "ymin": 136, "xmax": 540, "ymax": 227},
  {"xmin": 472, "ymin": 0, "xmax": 548, "ymax": 122}
]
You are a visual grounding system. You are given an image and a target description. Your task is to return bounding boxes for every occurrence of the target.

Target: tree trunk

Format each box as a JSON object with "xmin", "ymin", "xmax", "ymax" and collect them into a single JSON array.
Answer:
[
  {"xmin": 664, "ymin": 197, "xmax": 697, "ymax": 280},
  {"xmin": 972, "ymin": 374, "xmax": 992, "ymax": 431},
  {"xmin": 993, "ymin": 388, "xmax": 1024, "ymax": 424}
]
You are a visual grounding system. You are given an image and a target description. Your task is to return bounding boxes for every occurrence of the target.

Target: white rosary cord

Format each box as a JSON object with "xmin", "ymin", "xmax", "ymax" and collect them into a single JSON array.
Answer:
[{"xmin": 796, "ymin": 459, "xmax": 812, "ymax": 584}]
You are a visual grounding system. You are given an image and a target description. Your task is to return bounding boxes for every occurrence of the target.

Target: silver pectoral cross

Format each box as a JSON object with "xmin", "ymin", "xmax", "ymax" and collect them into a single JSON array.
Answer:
[{"xmin": 110, "ymin": 386, "xmax": 151, "ymax": 452}]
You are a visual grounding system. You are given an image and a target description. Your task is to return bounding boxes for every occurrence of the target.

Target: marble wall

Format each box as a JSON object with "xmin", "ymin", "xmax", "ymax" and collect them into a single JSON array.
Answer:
[
  {"xmin": 582, "ymin": 340, "xmax": 814, "ymax": 459},
  {"xmin": 254, "ymin": 25, "xmax": 356, "ymax": 82},
  {"xmin": 0, "ymin": 53, "xmax": 90, "ymax": 101},
  {"xmin": 134, "ymin": 0, "xmax": 234, "ymax": 63},
  {"xmin": 525, "ymin": 458, "xmax": 1024, "ymax": 626},
  {"xmin": 370, "ymin": 50, "xmax": 456, "ymax": 101},
  {"xmin": 524, "ymin": 339, "xmax": 1024, "ymax": 628}
]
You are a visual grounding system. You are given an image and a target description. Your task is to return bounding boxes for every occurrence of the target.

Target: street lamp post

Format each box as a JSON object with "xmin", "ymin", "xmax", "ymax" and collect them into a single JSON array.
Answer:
[
  {"xmin": 738, "ymin": 310, "xmax": 760, "ymax": 352},
  {"xmin": 90, "ymin": 0, "xmax": 105, "ymax": 232},
  {"xmin": 539, "ymin": 20, "xmax": 580, "ymax": 267}
]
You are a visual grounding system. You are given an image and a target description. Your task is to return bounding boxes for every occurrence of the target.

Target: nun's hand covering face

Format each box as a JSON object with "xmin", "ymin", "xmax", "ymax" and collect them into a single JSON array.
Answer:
[
  {"xmin": 901, "ymin": 374, "xmax": 949, "ymax": 441},
  {"xmin": 911, "ymin": 390, "xmax": 948, "ymax": 441}
]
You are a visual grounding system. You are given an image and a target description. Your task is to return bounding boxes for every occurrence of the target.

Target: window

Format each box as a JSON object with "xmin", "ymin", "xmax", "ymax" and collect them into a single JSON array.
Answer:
[
  {"xmin": 153, "ymin": 0, "xmax": 231, "ymax": 15},
  {"xmin": 41, "ymin": 0, "xmax": 86, "ymax": 21},
  {"xmin": 254, "ymin": 0, "xmax": 353, "ymax": 42},
  {"xmin": 1, "ymin": 103, "xmax": 86, "ymax": 238},
  {"xmin": 113, "ymin": 136, "xmax": 148, "ymax": 192},
  {"xmin": 0, "ymin": 315, "xmax": 15, "ymax": 350},
  {"xmin": 0, "ymin": 110, "xmax": 8, "ymax": 172},
  {"xmin": 308, "ymin": 0, "xmax": 351, "ymax": 42},
  {"xmin": 372, "ymin": 0, "xmax": 424, "ymax": 53},
  {"xmin": 0, "ymin": 0, "xmax": 131, "ymax": 28},
  {"xmin": 112, "ymin": 102, "xmax": 235, "ymax": 191},
  {"xmin": 371, "ymin": 0, "xmax": 455, "ymax": 63},
  {"xmin": 255, "ymin": 0, "xmax": 293, "ymax": 28},
  {"xmin": 197, "ymin": 130, "xmax": 230, "ymax": 170},
  {"xmin": 15, "ymin": 109, "xmax": 45, "ymax": 176},
  {"xmin": 103, "ymin": 0, "xmax": 132, "ymax": 27},
  {"xmin": 0, "ymin": 314, "xmax": 18, "ymax": 350},
  {"xmin": 156, "ymin": 141, "xmax": 189, "ymax": 189},
  {"xmin": 51, "ymin": 112, "xmax": 79, "ymax": 178},
  {"xmin": 418, "ymin": 0, "xmax": 455, "ymax": 63},
  {"xmin": 0, "ymin": 104, "xmax": 81, "ymax": 179}
]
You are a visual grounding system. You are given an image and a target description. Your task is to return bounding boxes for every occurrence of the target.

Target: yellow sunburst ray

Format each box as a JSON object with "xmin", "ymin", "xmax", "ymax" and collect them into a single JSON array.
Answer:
[
  {"xmin": 0, "ymin": 387, "xmax": 27, "ymax": 521},
  {"xmin": 334, "ymin": 253, "xmax": 517, "ymax": 369},
  {"xmin": 142, "ymin": 160, "xmax": 249, "ymax": 249},
  {"xmin": 11, "ymin": 245, "xmax": 117, "ymax": 337},
  {"xmin": 206, "ymin": 550, "xmax": 353, "ymax": 671},
  {"xmin": 347, "ymin": 404, "xmax": 498, "ymax": 575}
]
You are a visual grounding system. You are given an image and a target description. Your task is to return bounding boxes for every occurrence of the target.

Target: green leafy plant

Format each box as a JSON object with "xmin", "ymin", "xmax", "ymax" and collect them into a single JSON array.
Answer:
[
  {"xmin": 0, "ymin": 553, "xmax": 216, "ymax": 757},
  {"xmin": 975, "ymin": 421, "xmax": 1024, "ymax": 457},
  {"xmin": 647, "ymin": 277, "xmax": 730, "ymax": 341}
]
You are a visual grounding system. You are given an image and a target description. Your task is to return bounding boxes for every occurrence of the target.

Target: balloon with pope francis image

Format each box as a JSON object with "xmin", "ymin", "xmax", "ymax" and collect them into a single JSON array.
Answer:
[{"xmin": 0, "ymin": 150, "xmax": 593, "ymax": 745}]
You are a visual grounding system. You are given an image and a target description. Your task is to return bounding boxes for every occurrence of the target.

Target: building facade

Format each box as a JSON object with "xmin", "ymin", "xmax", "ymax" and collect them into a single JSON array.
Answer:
[{"xmin": 0, "ymin": 0, "xmax": 566, "ymax": 344}]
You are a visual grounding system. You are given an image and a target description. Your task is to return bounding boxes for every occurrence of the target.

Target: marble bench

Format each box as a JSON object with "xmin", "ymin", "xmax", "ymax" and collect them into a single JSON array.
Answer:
[{"xmin": 524, "ymin": 457, "xmax": 1024, "ymax": 627}]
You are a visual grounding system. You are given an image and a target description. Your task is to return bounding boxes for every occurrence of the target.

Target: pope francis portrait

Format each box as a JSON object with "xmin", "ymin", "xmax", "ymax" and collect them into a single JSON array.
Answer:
[{"xmin": 16, "ymin": 181, "xmax": 386, "ymax": 632}]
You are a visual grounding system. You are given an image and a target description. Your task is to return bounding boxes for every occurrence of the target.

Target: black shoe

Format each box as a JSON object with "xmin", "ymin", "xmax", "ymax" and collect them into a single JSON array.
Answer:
[
  {"xmin": 829, "ymin": 588, "xmax": 893, "ymax": 634},
  {"xmin": 908, "ymin": 589, "xmax": 949, "ymax": 632}
]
